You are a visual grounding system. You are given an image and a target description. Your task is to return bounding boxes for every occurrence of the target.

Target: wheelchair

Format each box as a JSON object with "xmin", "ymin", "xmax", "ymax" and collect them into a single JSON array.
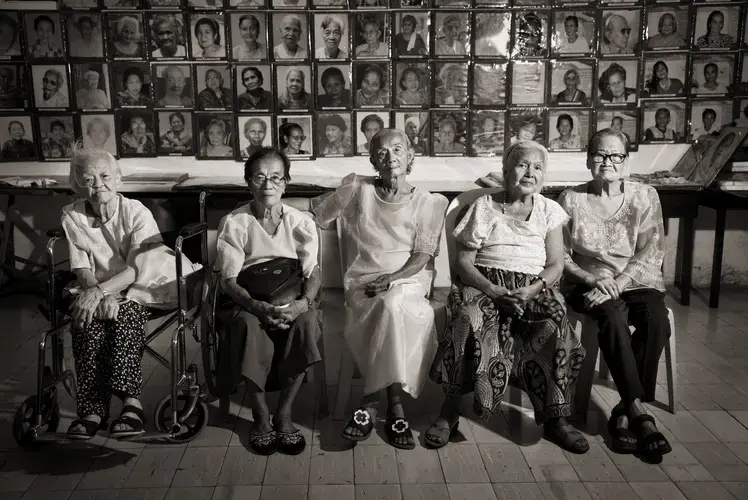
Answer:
[{"xmin": 12, "ymin": 193, "xmax": 215, "ymax": 447}]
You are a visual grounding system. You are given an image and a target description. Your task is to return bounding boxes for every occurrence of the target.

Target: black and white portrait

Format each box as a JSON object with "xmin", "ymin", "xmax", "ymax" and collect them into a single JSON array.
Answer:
[
  {"xmin": 61, "ymin": 0, "xmax": 101, "ymax": 8},
  {"xmin": 739, "ymin": 53, "xmax": 748, "ymax": 95},
  {"xmin": 435, "ymin": 0, "xmax": 470, "ymax": 6},
  {"xmin": 72, "ymin": 63, "xmax": 112, "ymax": 110},
  {"xmin": 317, "ymin": 112, "xmax": 353, "ymax": 157},
  {"xmin": 434, "ymin": 13, "xmax": 469, "ymax": 57},
  {"xmin": 550, "ymin": 60, "xmax": 593, "ymax": 106},
  {"xmin": 113, "ymin": 63, "xmax": 152, "ymax": 107},
  {"xmin": 511, "ymin": 61, "xmax": 547, "ymax": 106},
  {"xmin": 354, "ymin": 62, "xmax": 390, "ymax": 108},
  {"xmin": 394, "ymin": 111, "xmax": 429, "ymax": 156},
  {"xmin": 689, "ymin": 100, "xmax": 732, "ymax": 141},
  {"xmin": 0, "ymin": 65, "xmax": 28, "ymax": 110},
  {"xmin": 32, "ymin": 65, "xmax": 71, "ymax": 109},
  {"xmin": 395, "ymin": 62, "xmax": 429, "ymax": 109},
  {"xmin": 196, "ymin": 113, "xmax": 234, "ymax": 158},
  {"xmin": 547, "ymin": 109, "xmax": 589, "ymax": 152},
  {"xmin": 195, "ymin": 64, "xmax": 233, "ymax": 110},
  {"xmin": 79, "ymin": 113, "xmax": 117, "ymax": 155},
  {"xmin": 235, "ymin": 64, "xmax": 273, "ymax": 111},
  {"xmin": 474, "ymin": 12, "xmax": 510, "ymax": 58},
  {"xmin": 393, "ymin": 12, "xmax": 430, "ymax": 58},
  {"xmin": 24, "ymin": 12, "xmax": 65, "ymax": 59},
  {"xmin": 433, "ymin": 62, "xmax": 467, "ymax": 108},
  {"xmin": 693, "ymin": 6, "xmax": 739, "ymax": 50},
  {"xmin": 472, "ymin": 63, "xmax": 506, "ymax": 107},
  {"xmin": 356, "ymin": 0, "xmax": 387, "ymax": 8},
  {"xmin": 432, "ymin": 110, "xmax": 467, "ymax": 156},
  {"xmin": 355, "ymin": 111, "xmax": 389, "ymax": 155},
  {"xmin": 230, "ymin": 12, "xmax": 268, "ymax": 60},
  {"xmin": 276, "ymin": 65, "xmax": 312, "ymax": 111},
  {"xmin": 311, "ymin": 0, "xmax": 345, "ymax": 9},
  {"xmin": 596, "ymin": 109, "xmax": 639, "ymax": 150},
  {"xmin": 513, "ymin": 11, "xmax": 549, "ymax": 58},
  {"xmin": 508, "ymin": 108, "xmax": 546, "ymax": 146},
  {"xmin": 39, "ymin": 115, "xmax": 75, "ymax": 160},
  {"xmin": 116, "ymin": 109, "xmax": 157, "ymax": 156},
  {"xmin": 317, "ymin": 64, "xmax": 351, "ymax": 109},
  {"xmin": 398, "ymin": 0, "xmax": 427, "ymax": 6},
  {"xmin": 107, "ymin": 12, "xmax": 146, "ymax": 59},
  {"xmin": 272, "ymin": 13, "xmax": 309, "ymax": 61},
  {"xmin": 0, "ymin": 13, "xmax": 22, "ymax": 59},
  {"xmin": 551, "ymin": 11, "xmax": 594, "ymax": 56},
  {"xmin": 153, "ymin": 64, "xmax": 193, "ymax": 107},
  {"xmin": 189, "ymin": 13, "xmax": 227, "ymax": 60},
  {"xmin": 596, "ymin": 59, "xmax": 639, "ymax": 105},
  {"xmin": 600, "ymin": 9, "xmax": 640, "ymax": 55},
  {"xmin": 641, "ymin": 100, "xmax": 686, "ymax": 143},
  {"xmin": 66, "ymin": 13, "xmax": 105, "ymax": 58},
  {"xmin": 272, "ymin": 0, "xmax": 309, "ymax": 8},
  {"xmin": 475, "ymin": 0, "xmax": 508, "ymax": 5},
  {"xmin": 645, "ymin": 6, "xmax": 689, "ymax": 51},
  {"xmin": 230, "ymin": 0, "xmax": 266, "ymax": 7},
  {"xmin": 692, "ymin": 54, "xmax": 734, "ymax": 96},
  {"xmin": 237, "ymin": 115, "xmax": 272, "ymax": 158},
  {"xmin": 0, "ymin": 116, "xmax": 37, "ymax": 162},
  {"xmin": 146, "ymin": 0, "xmax": 183, "ymax": 7},
  {"xmin": 642, "ymin": 54, "xmax": 687, "ymax": 97},
  {"xmin": 149, "ymin": 12, "xmax": 188, "ymax": 60},
  {"xmin": 277, "ymin": 114, "xmax": 313, "ymax": 158},
  {"xmin": 470, "ymin": 110, "xmax": 504, "ymax": 157},
  {"xmin": 157, "ymin": 110, "xmax": 193, "ymax": 155},
  {"xmin": 188, "ymin": 0, "xmax": 225, "ymax": 8},
  {"xmin": 314, "ymin": 13, "xmax": 349, "ymax": 60},
  {"xmin": 354, "ymin": 13, "xmax": 389, "ymax": 59},
  {"xmin": 103, "ymin": 0, "xmax": 140, "ymax": 8}
]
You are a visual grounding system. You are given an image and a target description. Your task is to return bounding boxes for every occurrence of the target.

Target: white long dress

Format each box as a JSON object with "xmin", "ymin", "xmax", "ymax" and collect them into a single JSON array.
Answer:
[{"xmin": 313, "ymin": 174, "xmax": 448, "ymax": 398}]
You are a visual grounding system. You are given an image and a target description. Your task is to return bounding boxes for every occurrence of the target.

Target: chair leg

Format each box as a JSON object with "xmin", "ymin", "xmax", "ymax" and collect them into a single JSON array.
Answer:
[
  {"xmin": 665, "ymin": 309, "xmax": 677, "ymax": 414},
  {"xmin": 334, "ymin": 347, "xmax": 356, "ymax": 421},
  {"xmin": 573, "ymin": 315, "xmax": 599, "ymax": 422}
]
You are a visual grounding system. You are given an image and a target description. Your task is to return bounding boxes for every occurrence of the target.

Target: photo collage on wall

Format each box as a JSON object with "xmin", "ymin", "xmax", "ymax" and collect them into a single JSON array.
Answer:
[{"xmin": 2, "ymin": 0, "xmax": 748, "ymax": 162}]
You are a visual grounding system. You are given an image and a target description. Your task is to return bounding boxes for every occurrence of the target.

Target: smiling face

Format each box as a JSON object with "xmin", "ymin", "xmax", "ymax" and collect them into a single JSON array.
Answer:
[
  {"xmin": 564, "ymin": 18, "xmax": 577, "ymax": 38},
  {"xmin": 708, "ymin": 13, "xmax": 724, "ymax": 36},
  {"xmin": 130, "ymin": 116, "xmax": 146, "ymax": 137},
  {"xmin": 322, "ymin": 20, "xmax": 342, "ymax": 49},
  {"xmin": 323, "ymin": 74, "xmax": 344, "ymax": 98},
  {"xmin": 239, "ymin": 18, "xmax": 259, "ymax": 45},
  {"xmin": 51, "ymin": 123, "xmax": 64, "ymax": 140},
  {"xmin": 703, "ymin": 112, "xmax": 716, "ymax": 131},
  {"xmin": 77, "ymin": 161, "xmax": 120, "ymax": 204},
  {"xmin": 588, "ymin": 134, "xmax": 627, "ymax": 182},
  {"xmin": 660, "ymin": 14, "xmax": 675, "ymax": 37},
  {"xmin": 249, "ymin": 154, "xmax": 287, "ymax": 207},
  {"xmin": 246, "ymin": 120, "xmax": 266, "ymax": 145},
  {"xmin": 9, "ymin": 122, "xmax": 23, "ymax": 140},
  {"xmin": 505, "ymin": 147, "xmax": 545, "ymax": 195},
  {"xmin": 36, "ymin": 19, "xmax": 54, "ymax": 44},
  {"xmin": 655, "ymin": 109, "xmax": 670, "ymax": 129},
  {"xmin": 557, "ymin": 118, "xmax": 572, "ymax": 137},
  {"xmin": 403, "ymin": 70, "xmax": 420, "ymax": 92},
  {"xmin": 280, "ymin": 18, "xmax": 301, "ymax": 48},
  {"xmin": 196, "ymin": 22, "xmax": 216, "ymax": 49},
  {"xmin": 170, "ymin": 114, "xmax": 184, "ymax": 132},
  {"xmin": 242, "ymin": 68, "xmax": 260, "ymax": 91},
  {"xmin": 207, "ymin": 123, "xmax": 223, "ymax": 145},
  {"xmin": 325, "ymin": 124, "xmax": 342, "ymax": 143},
  {"xmin": 286, "ymin": 125, "xmax": 304, "ymax": 151},
  {"xmin": 517, "ymin": 122, "xmax": 536, "ymax": 141},
  {"xmin": 361, "ymin": 69, "xmax": 382, "ymax": 98},
  {"xmin": 371, "ymin": 129, "xmax": 412, "ymax": 178},
  {"xmin": 654, "ymin": 63, "xmax": 668, "ymax": 80},
  {"xmin": 126, "ymin": 73, "xmax": 142, "ymax": 94},
  {"xmin": 120, "ymin": 21, "xmax": 138, "ymax": 44},
  {"xmin": 42, "ymin": 71, "xmax": 61, "ymax": 99},
  {"xmin": 286, "ymin": 69, "xmax": 304, "ymax": 95},
  {"xmin": 704, "ymin": 64, "xmax": 718, "ymax": 83}
]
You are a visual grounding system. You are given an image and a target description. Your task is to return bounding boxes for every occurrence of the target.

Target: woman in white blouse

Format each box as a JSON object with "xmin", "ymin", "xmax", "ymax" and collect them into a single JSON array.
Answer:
[
  {"xmin": 216, "ymin": 148, "xmax": 321, "ymax": 456},
  {"xmin": 429, "ymin": 140, "xmax": 590, "ymax": 454}
]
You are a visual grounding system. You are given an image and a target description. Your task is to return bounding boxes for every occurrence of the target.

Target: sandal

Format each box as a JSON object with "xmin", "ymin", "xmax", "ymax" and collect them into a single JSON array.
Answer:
[
  {"xmin": 67, "ymin": 417, "xmax": 108, "ymax": 440},
  {"xmin": 342, "ymin": 408, "xmax": 375, "ymax": 442},
  {"xmin": 277, "ymin": 429, "xmax": 306, "ymax": 455},
  {"xmin": 424, "ymin": 418, "xmax": 459, "ymax": 449},
  {"xmin": 607, "ymin": 406, "xmax": 638, "ymax": 454},
  {"xmin": 543, "ymin": 418, "xmax": 590, "ymax": 454},
  {"xmin": 249, "ymin": 430, "xmax": 278, "ymax": 456},
  {"xmin": 629, "ymin": 414, "xmax": 672, "ymax": 456},
  {"xmin": 110, "ymin": 405, "xmax": 146, "ymax": 440},
  {"xmin": 385, "ymin": 416, "xmax": 416, "ymax": 450}
]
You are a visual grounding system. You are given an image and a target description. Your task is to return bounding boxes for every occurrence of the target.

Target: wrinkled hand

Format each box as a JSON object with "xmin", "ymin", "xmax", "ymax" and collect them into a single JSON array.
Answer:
[
  {"xmin": 509, "ymin": 285, "xmax": 540, "ymax": 304},
  {"xmin": 250, "ymin": 300, "xmax": 288, "ymax": 329},
  {"xmin": 591, "ymin": 277, "xmax": 621, "ymax": 300},
  {"xmin": 486, "ymin": 284, "xmax": 509, "ymax": 301},
  {"xmin": 71, "ymin": 286, "xmax": 104, "ymax": 329},
  {"xmin": 276, "ymin": 299, "xmax": 309, "ymax": 325},
  {"xmin": 365, "ymin": 274, "xmax": 393, "ymax": 297},
  {"xmin": 95, "ymin": 295, "xmax": 120, "ymax": 321},
  {"xmin": 583, "ymin": 289, "xmax": 612, "ymax": 310}
]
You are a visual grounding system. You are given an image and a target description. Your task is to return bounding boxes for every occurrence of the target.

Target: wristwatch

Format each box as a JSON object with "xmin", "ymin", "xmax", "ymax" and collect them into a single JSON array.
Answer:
[{"xmin": 304, "ymin": 296, "xmax": 313, "ymax": 309}]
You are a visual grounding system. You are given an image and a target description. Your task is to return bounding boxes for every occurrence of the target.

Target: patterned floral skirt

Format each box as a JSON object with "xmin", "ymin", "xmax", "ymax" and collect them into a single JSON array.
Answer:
[{"xmin": 429, "ymin": 266, "xmax": 586, "ymax": 424}]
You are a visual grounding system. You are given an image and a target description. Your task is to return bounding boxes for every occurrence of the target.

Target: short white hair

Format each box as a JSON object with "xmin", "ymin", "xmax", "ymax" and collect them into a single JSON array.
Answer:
[{"xmin": 68, "ymin": 144, "xmax": 122, "ymax": 194}]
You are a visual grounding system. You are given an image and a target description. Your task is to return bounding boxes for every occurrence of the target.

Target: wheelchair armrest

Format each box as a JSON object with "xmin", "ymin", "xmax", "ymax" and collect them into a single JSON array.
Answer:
[
  {"xmin": 47, "ymin": 228, "xmax": 65, "ymax": 239},
  {"xmin": 179, "ymin": 222, "xmax": 208, "ymax": 239}
]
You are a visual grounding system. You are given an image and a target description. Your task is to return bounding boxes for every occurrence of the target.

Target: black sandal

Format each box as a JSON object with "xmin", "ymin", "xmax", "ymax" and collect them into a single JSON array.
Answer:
[
  {"xmin": 607, "ymin": 406, "xmax": 638, "ymax": 454},
  {"xmin": 629, "ymin": 414, "xmax": 672, "ymax": 456},
  {"xmin": 385, "ymin": 416, "xmax": 416, "ymax": 450},
  {"xmin": 342, "ymin": 408, "xmax": 375, "ymax": 442},
  {"xmin": 110, "ymin": 405, "xmax": 146, "ymax": 440},
  {"xmin": 277, "ymin": 429, "xmax": 306, "ymax": 455},
  {"xmin": 543, "ymin": 419, "xmax": 590, "ymax": 454},
  {"xmin": 424, "ymin": 419, "xmax": 459, "ymax": 449},
  {"xmin": 67, "ymin": 417, "xmax": 108, "ymax": 440},
  {"xmin": 249, "ymin": 430, "xmax": 278, "ymax": 456}
]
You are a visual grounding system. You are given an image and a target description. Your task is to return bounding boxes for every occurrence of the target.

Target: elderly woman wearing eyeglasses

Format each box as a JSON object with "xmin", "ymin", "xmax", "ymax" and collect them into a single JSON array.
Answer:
[{"xmin": 558, "ymin": 128, "xmax": 672, "ymax": 460}]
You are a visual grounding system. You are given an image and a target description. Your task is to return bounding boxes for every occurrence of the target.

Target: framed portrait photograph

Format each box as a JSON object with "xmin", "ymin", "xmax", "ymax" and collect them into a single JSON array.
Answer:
[
  {"xmin": 394, "ymin": 12, "xmax": 430, "ymax": 58},
  {"xmin": 472, "ymin": 63, "xmax": 507, "ymax": 108},
  {"xmin": 691, "ymin": 53, "xmax": 734, "ymax": 96},
  {"xmin": 313, "ymin": 13, "xmax": 350, "ymax": 60},
  {"xmin": 596, "ymin": 58, "xmax": 639, "ymax": 106},
  {"xmin": 194, "ymin": 64, "xmax": 233, "ymax": 110},
  {"xmin": 156, "ymin": 110, "xmax": 194, "ymax": 155},
  {"xmin": 473, "ymin": 12, "xmax": 510, "ymax": 59},
  {"xmin": 353, "ymin": 61, "xmax": 391, "ymax": 108},
  {"xmin": 0, "ymin": 64, "xmax": 29, "ymax": 111},
  {"xmin": 116, "ymin": 109, "xmax": 157, "ymax": 157},
  {"xmin": 640, "ymin": 100, "xmax": 686, "ymax": 143},
  {"xmin": 32, "ymin": 65, "xmax": 72, "ymax": 110},
  {"xmin": 66, "ymin": 13, "xmax": 105, "ymax": 59},
  {"xmin": 353, "ymin": 13, "xmax": 390, "ymax": 59},
  {"xmin": 275, "ymin": 64, "xmax": 312, "ymax": 111},
  {"xmin": 0, "ymin": 12, "xmax": 23, "ymax": 60},
  {"xmin": 550, "ymin": 60, "xmax": 593, "ymax": 106},
  {"xmin": 432, "ymin": 110, "xmax": 468, "ymax": 156},
  {"xmin": 271, "ymin": 13, "xmax": 310, "ymax": 61},
  {"xmin": 355, "ymin": 110, "xmax": 390, "ymax": 155},
  {"xmin": 277, "ymin": 114, "xmax": 314, "ymax": 159},
  {"xmin": 552, "ymin": 11, "xmax": 595, "ymax": 56},
  {"xmin": 395, "ymin": 62, "xmax": 430, "ymax": 109},
  {"xmin": 469, "ymin": 109, "xmax": 504, "ymax": 157},
  {"xmin": 642, "ymin": 54, "xmax": 688, "ymax": 98},
  {"xmin": 230, "ymin": 12, "xmax": 268, "ymax": 61},
  {"xmin": 475, "ymin": 0, "xmax": 508, "ymax": 6},
  {"xmin": 273, "ymin": 0, "xmax": 310, "ymax": 8},
  {"xmin": 61, "ymin": 0, "xmax": 101, "ymax": 8},
  {"xmin": 189, "ymin": 13, "xmax": 228, "ymax": 60},
  {"xmin": 148, "ymin": 12, "xmax": 188, "ymax": 60},
  {"xmin": 236, "ymin": 64, "xmax": 273, "ymax": 111},
  {"xmin": 513, "ymin": 11, "xmax": 550, "ymax": 58},
  {"xmin": 738, "ymin": 53, "xmax": 748, "ymax": 95},
  {"xmin": 103, "ymin": 0, "xmax": 141, "ymax": 8},
  {"xmin": 146, "ymin": 0, "xmax": 184, "ymax": 8},
  {"xmin": 355, "ymin": 0, "xmax": 388, "ymax": 8},
  {"xmin": 230, "ymin": 0, "xmax": 266, "ymax": 8},
  {"xmin": 38, "ymin": 114, "xmax": 75, "ymax": 161},
  {"xmin": 595, "ymin": 108, "xmax": 639, "ymax": 151},
  {"xmin": 237, "ymin": 114, "xmax": 272, "ymax": 158},
  {"xmin": 394, "ymin": 111, "xmax": 429, "ymax": 156},
  {"xmin": 195, "ymin": 112, "xmax": 235, "ymax": 158},
  {"xmin": 24, "ymin": 12, "xmax": 65, "ymax": 60},
  {"xmin": 433, "ymin": 12, "xmax": 470, "ymax": 58},
  {"xmin": 106, "ymin": 12, "xmax": 146, "ymax": 60},
  {"xmin": 79, "ymin": 113, "xmax": 118, "ymax": 156},
  {"xmin": 510, "ymin": 60, "xmax": 547, "ymax": 107},
  {"xmin": 598, "ymin": 0, "xmax": 642, "ymax": 5},
  {"xmin": 316, "ymin": 112, "xmax": 353, "ymax": 157},
  {"xmin": 693, "ymin": 5, "xmax": 739, "ymax": 51},
  {"xmin": 153, "ymin": 64, "xmax": 194, "ymax": 108},
  {"xmin": 72, "ymin": 63, "xmax": 112, "ymax": 111},
  {"xmin": 645, "ymin": 5, "xmax": 690, "ymax": 51},
  {"xmin": 507, "ymin": 108, "xmax": 546, "ymax": 147},
  {"xmin": 311, "ymin": 0, "xmax": 346, "ymax": 9},
  {"xmin": 600, "ymin": 9, "xmax": 641, "ymax": 56},
  {"xmin": 433, "ymin": 61, "xmax": 467, "ymax": 108},
  {"xmin": 547, "ymin": 109, "xmax": 589, "ymax": 152},
  {"xmin": 689, "ymin": 99, "xmax": 732, "ymax": 141},
  {"xmin": 0, "ymin": 115, "xmax": 37, "ymax": 162},
  {"xmin": 398, "ymin": 0, "xmax": 428, "ymax": 6},
  {"xmin": 188, "ymin": 0, "xmax": 226, "ymax": 8},
  {"xmin": 317, "ymin": 63, "xmax": 352, "ymax": 109}
]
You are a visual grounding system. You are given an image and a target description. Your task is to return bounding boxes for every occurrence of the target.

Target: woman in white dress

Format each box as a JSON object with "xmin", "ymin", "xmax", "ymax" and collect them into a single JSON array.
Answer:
[{"xmin": 311, "ymin": 128, "xmax": 448, "ymax": 449}]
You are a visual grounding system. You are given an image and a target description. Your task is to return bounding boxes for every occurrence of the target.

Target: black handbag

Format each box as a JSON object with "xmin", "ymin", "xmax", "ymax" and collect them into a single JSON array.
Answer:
[{"xmin": 236, "ymin": 257, "xmax": 304, "ymax": 305}]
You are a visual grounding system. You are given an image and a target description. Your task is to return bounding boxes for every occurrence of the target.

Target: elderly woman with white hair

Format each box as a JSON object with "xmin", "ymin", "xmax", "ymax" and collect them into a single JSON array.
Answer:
[
  {"xmin": 429, "ymin": 140, "xmax": 589, "ymax": 454},
  {"xmin": 76, "ymin": 70, "xmax": 109, "ymax": 110},
  {"xmin": 112, "ymin": 16, "xmax": 145, "ymax": 58}
]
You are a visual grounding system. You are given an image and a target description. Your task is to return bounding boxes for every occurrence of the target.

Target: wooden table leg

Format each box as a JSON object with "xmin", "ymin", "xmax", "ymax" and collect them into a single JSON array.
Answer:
[
  {"xmin": 709, "ymin": 207, "xmax": 727, "ymax": 309},
  {"xmin": 679, "ymin": 216, "xmax": 696, "ymax": 306}
]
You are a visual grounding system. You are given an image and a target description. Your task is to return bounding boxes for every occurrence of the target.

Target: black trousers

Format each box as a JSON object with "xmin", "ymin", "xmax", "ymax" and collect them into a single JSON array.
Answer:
[{"xmin": 566, "ymin": 286, "xmax": 671, "ymax": 405}]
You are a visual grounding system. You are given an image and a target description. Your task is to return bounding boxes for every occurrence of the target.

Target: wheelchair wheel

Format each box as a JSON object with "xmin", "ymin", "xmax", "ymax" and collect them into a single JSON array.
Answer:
[
  {"xmin": 201, "ymin": 272, "xmax": 221, "ymax": 397},
  {"xmin": 153, "ymin": 393, "xmax": 209, "ymax": 444},
  {"xmin": 13, "ymin": 393, "xmax": 60, "ymax": 447}
]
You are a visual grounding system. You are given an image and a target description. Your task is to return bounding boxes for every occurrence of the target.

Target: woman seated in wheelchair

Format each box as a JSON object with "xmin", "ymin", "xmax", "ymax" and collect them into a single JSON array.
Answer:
[
  {"xmin": 62, "ymin": 147, "xmax": 194, "ymax": 440},
  {"xmin": 429, "ymin": 140, "xmax": 590, "ymax": 454},
  {"xmin": 216, "ymin": 147, "xmax": 321, "ymax": 456},
  {"xmin": 558, "ymin": 128, "xmax": 672, "ymax": 459}
]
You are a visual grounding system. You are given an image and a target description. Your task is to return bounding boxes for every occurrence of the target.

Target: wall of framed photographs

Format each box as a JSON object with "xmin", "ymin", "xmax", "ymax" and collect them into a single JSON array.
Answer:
[{"xmin": 1, "ymin": 0, "xmax": 748, "ymax": 164}]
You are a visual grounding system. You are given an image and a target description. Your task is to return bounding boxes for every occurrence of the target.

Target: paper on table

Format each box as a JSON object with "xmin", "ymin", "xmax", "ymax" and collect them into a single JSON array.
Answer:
[{"xmin": 0, "ymin": 177, "xmax": 59, "ymax": 187}]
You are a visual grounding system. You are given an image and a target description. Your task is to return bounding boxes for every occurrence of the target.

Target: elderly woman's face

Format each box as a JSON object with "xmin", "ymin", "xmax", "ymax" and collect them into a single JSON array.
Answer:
[
  {"xmin": 325, "ymin": 124, "xmax": 343, "ymax": 143},
  {"xmin": 78, "ymin": 162, "xmax": 119, "ymax": 204},
  {"xmin": 660, "ymin": 15, "xmax": 675, "ymax": 36},
  {"xmin": 444, "ymin": 21, "xmax": 459, "ymax": 41},
  {"xmin": 363, "ymin": 22, "xmax": 380, "ymax": 45},
  {"xmin": 196, "ymin": 22, "xmax": 216, "ymax": 49},
  {"xmin": 564, "ymin": 71, "xmax": 578, "ymax": 89},
  {"xmin": 246, "ymin": 121, "xmax": 266, "ymax": 145},
  {"xmin": 607, "ymin": 16, "xmax": 630, "ymax": 49},
  {"xmin": 249, "ymin": 156, "xmax": 287, "ymax": 207},
  {"xmin": 361, "ymin": 70, "xmax": 382, "ymax": 98},
  {"xmin": 51, "ymin": 124, "xmax": 65, "ymax": 140},
  {"xmin": 126, "ymin": 73, "xmax": 142, "ymax": 94},
  {"xmin": 557, "ymin": 119, "xmax": 572, "ymax": 137},
  {"xmin": 78, "ymin": 20, "xmax": 93, "ymax": 40},
  {"xmin": 708, "ymin": 13, "xmax": 724, "ymax": 35},
  {"xmin": 207, "ymin": 124, "xmax": 224, "ymax": 145},
  {"xmin": 588, "ymin": 134, "xmax": 626, "ymax": 182},
  {"xmin": 88, "ymin": 122, "xmax": 108, "ymax": 146},
  {"xmin": 239, "ymin": 19, "xmax": 259, "ymax": 44},
  {"xmin": 130, "ymin": 116, "xmax": 146, "ymax": 137},
  {"xmin": 517, "ymin": 123, "xmax": 536, "ymax": 141},
  {"xmin": 280, "ymin": 19, "xmax": 301, "ymax": 46},
  {"xmin": 322, "ymin": 21, "xmax": 342, "ymax": 48},
  {"xmin": 705, "ymin": 65, "xmax": 718, "ymax": 83},
  {"xmin": 372, "ymin": 130, "xmax": 410, "ymax": 178},
  {"xmin": 403, "ymin": 71, "xmax": 420, "ymax": 92},
  {"xmin": 505, "ymin": 148, "xmax": 545, "ymax": 194},
  {"xmin": 439, "ymin": 123, "xmax": 455, "ymax": 144},
  {"xmin": 608, "ymin": 71, "xmax": 626, "ymax": 97},
  {"xmin": 170, "ymin": 115, "xmax": 184, "ymax": 132},
  {"xmin": 405, "ymin": 120, "xmax": 418, "ymax": 138},
  {"xmin": 166, "ymin": 69, "xmax": 186, "ymax": 94},
  {"xmin": 323, "ymin": 75, "xmax": 344, "ymax": 97},
  {"xmin": 9, "ymin": 122, "xmax": 23, "ymax": 140},
  {"xmin": 402, "ymin": 19, "xmax": 414, "ymax": 35},
  {"xmin": 36, "ymin": 20, "xmax": 54, "ymax": 44},
  {"xmin": 120, "ymin": 22, "xmax": 138, "ymax": 44},
  {"xmin": 205, "ymin": 70, "xmax": 222, "ymax": 90},
  {"xmin": 86, "ymin": 73, "xmax": 99, "ymax": 89},
  {"xmin": 243, "ymin": 69, "xmax": 261, "ymax": 91},
  {"xmin": 655, "ymin": 63, "xmax": 668, "ymax": 80},
  {"xmin": 286, "ymin": 126, "xmax": 304, "ymax": 150}
]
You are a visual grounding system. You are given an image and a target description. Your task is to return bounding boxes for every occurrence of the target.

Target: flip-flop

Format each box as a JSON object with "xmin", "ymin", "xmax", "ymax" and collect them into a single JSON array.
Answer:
[
  {"xmin": 424, "ymin": 419, "xmax": 459, "ymax": 449},
  {"xmin": 110, "ymin": 405, "xmax": 146, "ymax": 440},
  {"xmin": 249, "ymin": 430, "xmax": 278, "ymax": 456},
  {"xmin": 629, "ymin": 414, "xmax": 672, "ymax": 456},
  {"xmin": 385, "ymin": 416, "xmax": 415, "ymax": 450},
  {"xmin": 67, "ymin": 417, "xmax": 108, "ymax": 440},
  {"xmin": 277, "ymin": 429, "xmax": 306, "ymax": 455},
  {"xmin": 342, "ymin": 408, "xmax": 375, "ymax": 442},
  {"xmin": 607, "ymin": 406, "xmax": 638, "ymax": 454},
  {"xmin": 543, "ymin": 420, "xmax": 590, "ymax": 454}
]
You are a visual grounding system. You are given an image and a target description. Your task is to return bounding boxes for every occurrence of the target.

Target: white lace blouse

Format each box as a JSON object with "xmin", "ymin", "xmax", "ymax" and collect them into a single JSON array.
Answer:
[{"xmin": 454, "ymin": 193, "xmax": 570, "ymax": 275}]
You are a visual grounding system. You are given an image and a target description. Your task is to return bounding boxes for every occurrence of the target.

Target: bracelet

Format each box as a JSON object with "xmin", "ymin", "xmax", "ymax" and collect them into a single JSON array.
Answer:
[
  {"xmin": 303, "ymin": 296, "xmax": 313, "ymax": 309},
  {"xmin": 534, "ymin": 276, "xmax": 548, "ymax": 293}
]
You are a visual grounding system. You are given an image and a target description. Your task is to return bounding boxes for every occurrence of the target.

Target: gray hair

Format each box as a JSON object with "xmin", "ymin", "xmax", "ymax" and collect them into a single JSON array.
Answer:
[
  {"xmin": 368, "ymin": 128, "xmax": 414, "ymax": 174},
  {"xmin": 501, "ymin": 140, "xmax": 549, "ymax": 180},
  {"xmin": 587, "ymin": 128, "xmax": 630, "ymax": 156},
  {"xmin": 68, "ymin": 144, "xmax": 122, "ymax": 194},
  {"xmin": 85, "ymin": 116, "xmax": 111, "ymax": 139}
]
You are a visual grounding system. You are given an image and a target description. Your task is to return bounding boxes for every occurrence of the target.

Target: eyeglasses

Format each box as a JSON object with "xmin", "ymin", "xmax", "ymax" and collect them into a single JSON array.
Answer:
[
  {"xmin": 590, "ymin": 153, "xmax": 627, "ymax": 164},
  {"xmin": 251, "ymin": 175, "xmax": 286, "ymax": 186},
  {"xmin": 619, "ymin": 28, "xmax": 632, "ymax": 35}
]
